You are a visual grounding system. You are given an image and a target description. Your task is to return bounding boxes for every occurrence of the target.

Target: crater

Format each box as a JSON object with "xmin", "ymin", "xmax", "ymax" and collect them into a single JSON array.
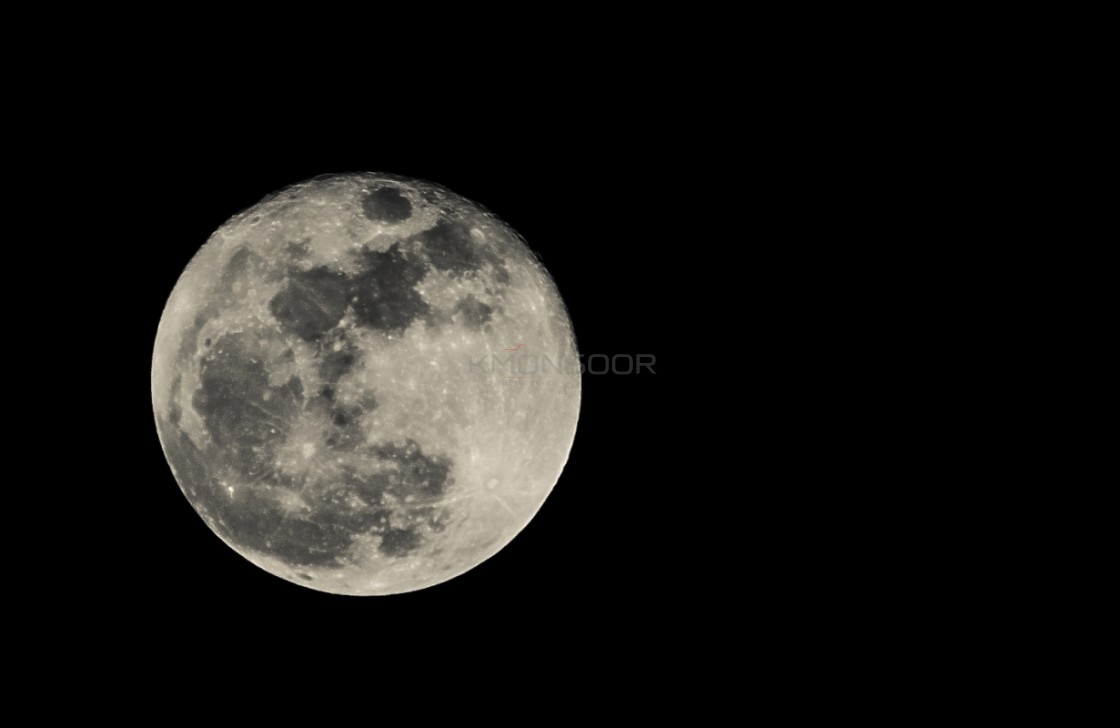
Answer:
[{"xmin": 361, "ymin": 187, "xmax": 413, "ymax": 223}]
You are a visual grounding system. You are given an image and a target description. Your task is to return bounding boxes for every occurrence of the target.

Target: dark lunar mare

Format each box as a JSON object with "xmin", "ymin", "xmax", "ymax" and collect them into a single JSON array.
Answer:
[
  {"xmin": 269, "ymin": 267, "xmax": 350, "ymax": 342},
  {"xmin": 192, "ymin": 332, "xmax": 302, "ymax": 479},
  {"xmin": 268, "ymin": 242, "xmax": 435, "ymax": 338},
  {"xmin": 413, "ymin": 220, "xmax": 485, "ymax": 278},
  {"xmin": 160, "ymin": 419, "xmax": 357, "ymax": 568},
  {"xmin": 264, "ymin": 214, "xmax": 513, "ymax": 345},
  {"xmin": 350, "ymin": 243, "xmax": 431, "ymax": 334},
  {"xmin": 318, "ymin": 332, "xmax": 359, "ymax": 385},
  {"xmin": 165, "ymin": 329, "xmax": 456, "ymax": 568}
]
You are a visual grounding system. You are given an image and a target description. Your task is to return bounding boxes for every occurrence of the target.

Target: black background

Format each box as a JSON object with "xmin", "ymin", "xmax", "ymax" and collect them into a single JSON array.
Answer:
[
  {"xmin": 12, "ymin": 17, "xmax": 887, "ymax": 699},
  {"xmin": 27, "ymin": 38, "xmax": 849, "ymax": 697},
  {"xmin": 25, "ymin": 18, "xmax": 995, "ymax": 702},
  {"xmin": 95, "ymin": 118, "xmax": 722, "ymax": 658}
]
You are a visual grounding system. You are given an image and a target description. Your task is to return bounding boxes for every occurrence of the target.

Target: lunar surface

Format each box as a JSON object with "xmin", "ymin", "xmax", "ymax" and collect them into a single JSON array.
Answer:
[{"xmin": 152, "ymin": 173, "xmax": 580, "ymax": 595}]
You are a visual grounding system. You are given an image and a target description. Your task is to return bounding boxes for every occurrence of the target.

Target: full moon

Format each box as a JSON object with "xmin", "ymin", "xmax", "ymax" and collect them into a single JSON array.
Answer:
[{"xmin": 151, "ymin": 173, "xmax": 580, "ymax": 595}]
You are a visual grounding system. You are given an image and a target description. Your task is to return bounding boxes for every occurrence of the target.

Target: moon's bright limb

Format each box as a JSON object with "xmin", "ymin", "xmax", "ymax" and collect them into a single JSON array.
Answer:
[{"xmin": 151, "ymin": 173, "xmax": 580, "ymax": 595}]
